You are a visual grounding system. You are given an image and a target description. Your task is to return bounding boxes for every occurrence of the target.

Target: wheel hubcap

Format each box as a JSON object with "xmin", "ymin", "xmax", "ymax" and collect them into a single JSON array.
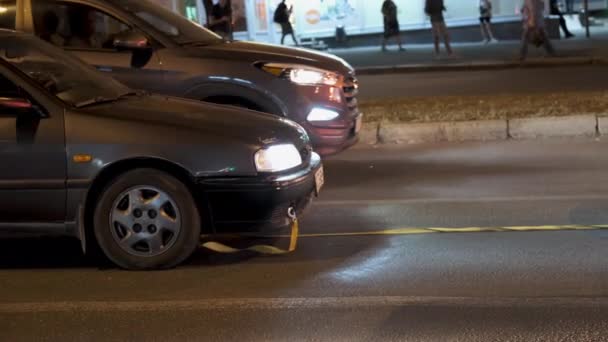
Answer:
[{"xmin": 110, "ymin": 186, "xmax": 181, "ymax": 257}]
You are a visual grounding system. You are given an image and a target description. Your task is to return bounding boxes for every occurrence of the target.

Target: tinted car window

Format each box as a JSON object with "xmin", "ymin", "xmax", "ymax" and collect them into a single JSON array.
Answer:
[
  {"xmin": 0, "ymin": 34, "xmax": 131, "ymax": 106},
  {"xmin": 0, "ymin": 0, "xmax": 16, "ymax": 30},
  {"xmin": 0, "ymin": 73, "xmax": 19, "ymax": 97},
  {"xmin": 32, "ymin": 1, "xmax": 131, "ymax": 49},
  {"xmin": 109, "ymin": 0, "xmax": 222, "ymax": 45}
]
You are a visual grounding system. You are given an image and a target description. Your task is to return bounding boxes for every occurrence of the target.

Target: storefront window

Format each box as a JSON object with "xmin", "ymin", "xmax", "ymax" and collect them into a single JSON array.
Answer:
[
  {"xmin": 232, "ymin": 0, "xmax": 247, "ymax": 32},
  {"xmin": 150, "ymin": 0, "xmax": 530, "ymax": 44},
  {"xmin": 185, "ymin": 0, "xmax": 198, "ymax": 21},
  {"xmin": 299, "ymin": 0, "xmax": 360, "ymax": 31},
  {"xmin": 255, "ymin": 0, "xmax": 268, "ymax": 31}
]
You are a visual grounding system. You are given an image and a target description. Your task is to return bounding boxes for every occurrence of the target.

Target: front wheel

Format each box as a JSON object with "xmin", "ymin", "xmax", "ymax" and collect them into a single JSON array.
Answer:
[{"xmin": 93, "ymin": 169, "xmax": 201, "ymax": 270}]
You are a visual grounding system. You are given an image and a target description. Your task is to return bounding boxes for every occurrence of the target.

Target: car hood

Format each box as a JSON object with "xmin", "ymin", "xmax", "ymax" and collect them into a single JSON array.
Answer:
[
  {"xmin": 79, "ymin": 94, "xmax": 310, "ymax": 148},
  {"xmin": 189, "ymin": 41, "xmax": 354, "ymax": 75}
]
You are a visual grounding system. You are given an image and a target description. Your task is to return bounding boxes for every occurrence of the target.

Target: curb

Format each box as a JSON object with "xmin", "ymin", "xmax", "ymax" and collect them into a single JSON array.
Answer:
[
  {"xmin": 355, "ymin": 56, "xmax": 606, "ymax": 75},
  {"xmin": 358, "ymin": 123, "xmax": 379, "ymax": 145},
  {"xmin": 358, "ymin": 114, "xmax": 604, "ymax": 146},
  {"xmin": 378, "ymin": 120, "xmax": 507, "ymax": 144},
  {"xmin": 509, "ymin": 114, "xmax": 597, "ymax": 140}
]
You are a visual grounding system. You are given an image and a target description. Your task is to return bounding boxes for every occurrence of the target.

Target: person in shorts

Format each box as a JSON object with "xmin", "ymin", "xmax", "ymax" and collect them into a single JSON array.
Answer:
[
  {"xmin": 479, "ymin": 0, "xmax": 498, "ymax": 44},
  {"xmin": 425, "ymin": 0, "xmax": 453, "ymax": 57}
]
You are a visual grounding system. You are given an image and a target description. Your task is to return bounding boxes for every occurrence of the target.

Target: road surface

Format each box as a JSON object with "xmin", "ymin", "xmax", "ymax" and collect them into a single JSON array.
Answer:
[
  {"xmin": 1, "ymin": 140, "xmax": 607, "ymax": 341},
  {"xmin": 357, "ymin": 65, "xmax": 608, "ymax": 100}
]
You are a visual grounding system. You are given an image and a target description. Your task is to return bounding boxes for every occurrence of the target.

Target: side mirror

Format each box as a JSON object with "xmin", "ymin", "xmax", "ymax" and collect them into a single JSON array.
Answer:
[
  {"xmin": 0, "ymin": 97, "xmax": 45, "ymax": 117},
  {"xmin": 113, "ymin": 31, "xmax": 153, "ymax": 69},
  {"xmin": 113, "ymin": 30, "xmax": 150, "ymax": 51}
]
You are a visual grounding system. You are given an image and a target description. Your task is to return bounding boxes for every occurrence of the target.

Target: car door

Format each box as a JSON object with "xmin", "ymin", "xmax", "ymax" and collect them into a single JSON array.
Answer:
[
  {"xmin": 29, "ymin": 0, "xmax": 165, "ymax": 92},
  {"xmin": 0, "ymin": 66, "xmax": 66, "ymax": 226}
]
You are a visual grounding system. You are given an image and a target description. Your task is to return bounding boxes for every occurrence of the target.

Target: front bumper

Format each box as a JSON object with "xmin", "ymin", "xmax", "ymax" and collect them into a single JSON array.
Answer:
[
  {"xmin": 198, "ymin": 153, "xmax": 322, "ymax": 233},
  {"xmin": 287, "ymin": 74, "xmax": 361, "ymax": 155},
  {"xmin": 304, "ymin": 112, "xmax": 361, "ymax": 156}
]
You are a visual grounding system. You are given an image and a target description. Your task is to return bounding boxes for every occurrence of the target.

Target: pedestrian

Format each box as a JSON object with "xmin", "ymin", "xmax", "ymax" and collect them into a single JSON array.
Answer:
[
  {"xmin": 208, "ymin": 0, "xmax": 232, "ymax": 39},
  {"xmin": 425, "ymin": 0, "xmax": 453, "ymax": 57},
  {"xmin": 274, "ymin": 0, "xmax": 299, "ymax": 46},
  {"xmin": 520, "ymin": 0, "xmax": 556, "ymax": 61},
  {"xmin": 550, "ymin": 0, "xmax": 575, "ymax": 38},
  {"xmin": 381, "ymin": 0, "xmax": 404, "ymax": 52},
  {"xmin": 479, "ymin": 0, "xmax": 498, "ymax": 44}
]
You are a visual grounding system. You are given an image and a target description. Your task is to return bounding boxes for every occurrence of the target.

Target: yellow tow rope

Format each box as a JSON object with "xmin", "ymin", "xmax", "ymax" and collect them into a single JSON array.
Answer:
[{"xmin": 201, "ymin": 208, "xmax": 299, "ymax": 255}]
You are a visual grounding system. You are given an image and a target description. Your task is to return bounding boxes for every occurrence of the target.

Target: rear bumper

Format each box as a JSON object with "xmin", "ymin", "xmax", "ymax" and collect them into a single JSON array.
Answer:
[{"xmin": 198, "ymin": 153, "xmax": 322, "ymax": 233}]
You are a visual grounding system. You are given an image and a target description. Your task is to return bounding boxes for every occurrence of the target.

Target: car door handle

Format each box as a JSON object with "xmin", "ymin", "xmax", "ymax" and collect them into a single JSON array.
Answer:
[{"xmin": 96, "ymin": 66, "xmax": 113, "ymax": 72}]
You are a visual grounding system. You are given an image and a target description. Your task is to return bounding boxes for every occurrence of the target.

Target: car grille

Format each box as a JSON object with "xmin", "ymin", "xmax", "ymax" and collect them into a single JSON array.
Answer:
[{"xmin": 343, "ymin": 74, "xmax": 359, "ymax": 117}]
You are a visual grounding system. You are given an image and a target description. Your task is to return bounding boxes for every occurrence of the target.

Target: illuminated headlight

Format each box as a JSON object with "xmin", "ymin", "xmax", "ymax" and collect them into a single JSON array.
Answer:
[
  {"xmin": 255, "ymin": 144, "xmax": 302, "ymax": 172},
  {"xmin": 307, "ymin": 108, "xmax": 340, "ymax": 122},
  {"xmin": 289, "ymin": 68, "xmax": 339, "ymax": 86},
  {"xmin": 259, "ymin": 63, "xmax": 340, "ymax": 86}
]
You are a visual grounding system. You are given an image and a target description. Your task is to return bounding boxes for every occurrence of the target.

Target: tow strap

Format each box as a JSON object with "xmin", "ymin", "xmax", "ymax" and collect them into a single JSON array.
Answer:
[{"xmin": 201, "ymin": 207, "xmax": 299, "ymax": 255}]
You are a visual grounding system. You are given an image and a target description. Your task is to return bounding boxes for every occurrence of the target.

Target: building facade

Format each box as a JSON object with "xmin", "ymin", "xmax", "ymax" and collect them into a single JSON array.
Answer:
[{"xmin": 151, "ymin": 0, "xmax": 607, "ymax": 45}]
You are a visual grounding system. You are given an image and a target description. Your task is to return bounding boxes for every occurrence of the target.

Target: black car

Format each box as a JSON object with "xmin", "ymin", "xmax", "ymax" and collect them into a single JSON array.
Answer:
[
  {"xmin": 0, "ymin": 0, "xmax": 361, "ymax": 155},
  {"xmin": 0, "ymin": 31, "xmax": 324, "ymax": 269}
]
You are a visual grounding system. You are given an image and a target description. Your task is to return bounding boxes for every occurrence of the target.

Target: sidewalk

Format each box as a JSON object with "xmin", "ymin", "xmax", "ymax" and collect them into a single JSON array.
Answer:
[{"xmin": 331, "ymin": 26, "xmax": 608, "ymax": 74}]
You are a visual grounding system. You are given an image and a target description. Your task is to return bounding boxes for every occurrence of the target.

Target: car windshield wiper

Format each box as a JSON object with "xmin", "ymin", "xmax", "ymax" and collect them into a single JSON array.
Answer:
[
  {"xmin": 119, "ymin": 90, "xmax": 147, "ymax": 98},
  {"xmin": 179, "ymin": 40, "xmax": 224, "ymax": 47},
  {"xmin": 74, "ymin": 96, "xmax": 121, "ymax": 108},
  {"xmin": 74, "ymin": 90, "xmax": 148, "ymax": 108}
]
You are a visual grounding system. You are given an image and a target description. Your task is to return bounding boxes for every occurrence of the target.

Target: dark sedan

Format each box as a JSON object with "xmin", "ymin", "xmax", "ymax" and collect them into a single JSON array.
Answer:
[{"xmin": 0, "ymin": 31, "xmax": 323, "ymax": 270}]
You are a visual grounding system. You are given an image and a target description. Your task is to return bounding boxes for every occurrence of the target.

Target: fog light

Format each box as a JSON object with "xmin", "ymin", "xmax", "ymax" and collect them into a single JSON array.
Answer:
[{"xmin": 307, "ymin": 108, "xmax": 340, "ymax": 122}]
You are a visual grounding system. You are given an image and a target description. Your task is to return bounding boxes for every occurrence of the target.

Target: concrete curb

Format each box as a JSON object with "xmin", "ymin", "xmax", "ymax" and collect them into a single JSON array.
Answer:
[
  {"xmin": 363, "ymin": 114, "xmax": 603, "ymax": 146},
  {"xmin": 355, "ymin": 56, "xmax": 606, "ymax": 75},
  {"xmin": 358, "ymin": 123, "xmax": 379, "ymax": 145},
  {"xmin": 378, "ymin": 120, "xmax": 507, "ymax": 144},
  {"xmin": 509, "ymin": 114, "xmax": 597, "ymax": 140}
]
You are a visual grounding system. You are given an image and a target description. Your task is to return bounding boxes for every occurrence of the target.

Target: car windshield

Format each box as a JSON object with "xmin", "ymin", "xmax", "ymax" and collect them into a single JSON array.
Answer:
[
  {"xmin": 0, "ymin": 34, "xmax": 131, "ymax": 107},
  {"xmin": 109, "ymin": 0, "xmax": 223, "ymax": 46}
]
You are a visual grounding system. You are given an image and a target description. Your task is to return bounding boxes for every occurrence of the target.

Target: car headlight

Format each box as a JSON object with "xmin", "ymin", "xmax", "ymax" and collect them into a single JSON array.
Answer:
[
  {"xmin": 307, "ymin": 107, "xmax": 340, "ymax": 121},
  {"xmin": 255, "ymin": 144, "xmax": 302, "ymax": 172},
  {"xmin": 258, "ymin": 63, "xmax": 340, "ymax": 86}
]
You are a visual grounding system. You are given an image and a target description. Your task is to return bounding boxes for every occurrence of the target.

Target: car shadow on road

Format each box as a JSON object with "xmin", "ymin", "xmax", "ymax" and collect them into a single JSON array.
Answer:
[
  {"xmin": 0, "ymin": 229, "xmax": 390, "ymax": 271},
  {"xmin": 0, "ymin": 237, "xmax": 93, "ymax": 269}
]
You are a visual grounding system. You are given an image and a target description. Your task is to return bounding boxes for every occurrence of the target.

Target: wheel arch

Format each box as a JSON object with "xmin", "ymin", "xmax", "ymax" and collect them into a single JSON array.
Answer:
[
  {"xmin": 81, "ymin": 157, "xmax": 211, "ymax": 254},
  {"xmin": 185, "ymin": 81, "xmax": 288, "ymax": 117}
]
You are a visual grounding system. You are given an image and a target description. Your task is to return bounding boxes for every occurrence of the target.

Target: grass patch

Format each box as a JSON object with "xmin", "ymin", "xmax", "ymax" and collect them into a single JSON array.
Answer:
[{"xmin": 360, "ymin": 91, "xmax": 608, "ymax": 123}]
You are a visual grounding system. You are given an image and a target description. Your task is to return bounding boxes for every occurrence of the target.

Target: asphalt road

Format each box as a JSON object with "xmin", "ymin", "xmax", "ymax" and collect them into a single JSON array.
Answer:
[
  {"xmin": 357, "ymin": 65, "xmax": 608, "ymax": 100},
  {"xmin": 1, "ymin": 139, "xmax": 608, "ymax": 341}
]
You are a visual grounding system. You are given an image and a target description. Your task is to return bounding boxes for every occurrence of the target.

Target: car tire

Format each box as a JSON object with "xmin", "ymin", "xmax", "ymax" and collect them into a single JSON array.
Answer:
[{"xmin": 93, "ymin": 168, "xmax": 201, "ymax": 270}]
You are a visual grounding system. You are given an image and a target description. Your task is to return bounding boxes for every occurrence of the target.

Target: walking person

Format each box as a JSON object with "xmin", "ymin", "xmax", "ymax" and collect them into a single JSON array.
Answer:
[
  {"xmin": 425, "ymin": 0, "xmax": 453, "ymax": 57},
  {"xmin": 520, "ymin": 0, "xmax": 556, "ymax": 61},
  {"xmin": 208, "ymin": 0, "xmax": 232, "ymax": 39},
  {"xmin": 550, "ymin": 0, "xmax": 575, "ymax": 38},
  {"xmin": 479, "ymin": 0, "xmax": 498, "ymax": 44},
  {"xmin": 274, "ymin": 0, "xmax": 299, "ymax": 46},
  {"xmin": 381, "ymin": 0, "xmax": 404, "ymax": 52}
]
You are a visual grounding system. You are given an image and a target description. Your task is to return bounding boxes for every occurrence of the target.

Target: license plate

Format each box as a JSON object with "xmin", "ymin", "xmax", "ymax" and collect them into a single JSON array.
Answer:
[
  {"xmin": 314, "ymin": 166, "xmax": 325, "ymax": 195},
  {"xmin": 355, "ymin": 116, "xmax": 362, "ymax": 133}
]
